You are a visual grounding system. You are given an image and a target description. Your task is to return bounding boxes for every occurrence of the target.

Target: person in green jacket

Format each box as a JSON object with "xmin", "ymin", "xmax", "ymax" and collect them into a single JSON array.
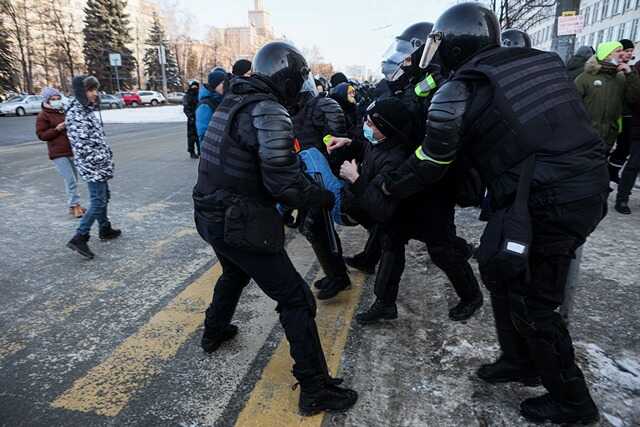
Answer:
[{"xmin": 575, "ymin": 41, "xmax": 640, "ymax": 152}]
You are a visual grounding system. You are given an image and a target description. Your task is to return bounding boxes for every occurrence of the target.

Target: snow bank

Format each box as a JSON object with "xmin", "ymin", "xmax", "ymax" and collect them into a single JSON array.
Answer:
[{"xmin": 95, "ymin": 105, "xmax": 186, "ymax": 124}]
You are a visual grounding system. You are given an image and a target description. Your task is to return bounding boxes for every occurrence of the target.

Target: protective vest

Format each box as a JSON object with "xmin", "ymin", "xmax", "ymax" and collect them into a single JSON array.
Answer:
[
  {"xmin": 197, "ymin": 93, "xmax": 274, "ymax": 198},
  {"xmin": 455, "ymin": 47, "xmax": 602, "ymax": 188}
]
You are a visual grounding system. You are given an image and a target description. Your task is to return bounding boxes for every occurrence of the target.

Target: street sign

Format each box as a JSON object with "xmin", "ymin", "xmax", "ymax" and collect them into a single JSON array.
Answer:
[
  {"xmin": 109, "ymin": 53, "xmax": 122, "ymax": 67},
  {"xmin": 557, "ymin": 15, "xmax": 584, "ymax": 36}
]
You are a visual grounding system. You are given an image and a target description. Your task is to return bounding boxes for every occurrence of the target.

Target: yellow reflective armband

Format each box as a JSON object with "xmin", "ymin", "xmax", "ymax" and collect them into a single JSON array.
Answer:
[
  {"xmin": 323, "ymin": 134, "xmax": 333, "ymax": 145},
  {"xmin": 415, "ymin": 146, "xmax": 453, "ymax": 165}
]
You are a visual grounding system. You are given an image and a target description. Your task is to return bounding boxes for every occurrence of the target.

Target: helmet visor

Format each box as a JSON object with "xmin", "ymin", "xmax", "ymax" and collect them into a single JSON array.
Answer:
[
  {"xmin": 381, "ymin": 60, "xmax": 400, "ymax": 80},
  {"xmin": 419, "ymin": 32, "xmax": 443, "ymax": 69},
  {"xmin": 382, "ymin": 38, "xmax": 415, "ymax": 65},
  {"xmin": 300, "ymin": 73, "xmax": 319, "ymax": 96}
]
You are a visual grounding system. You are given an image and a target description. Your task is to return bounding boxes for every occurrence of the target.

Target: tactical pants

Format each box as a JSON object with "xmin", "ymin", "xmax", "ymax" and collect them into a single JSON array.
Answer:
[
  {"xmin": 187, "ymin": 117, "xmax": 198, "ymax": 154},
  {"xmin": 609, "ymin": 115, "xmax": 633, "ymax": 171},
  {"xmin": 195, "ymin": 211, "xmax": 329, "ymax": 382},
  {"xmin": 489, "ymin": 193, "xmax": 605, "ymax": 404},
  {"xmin": 375, "ymin": 197, "xmax": 480, "ymax": 305},
  {"xmin": 305, "ymin": 209, "xmax": 349, "ymax": 280},
  {"xmin": 617, "ymin": 128, "xmax": 640, "ymax": 202}
]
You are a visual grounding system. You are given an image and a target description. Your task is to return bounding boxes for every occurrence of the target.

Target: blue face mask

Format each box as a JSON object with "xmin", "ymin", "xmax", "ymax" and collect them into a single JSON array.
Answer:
[{"xmin": 363, "ymin": 122, "xmax": 385, "ymax": 145}]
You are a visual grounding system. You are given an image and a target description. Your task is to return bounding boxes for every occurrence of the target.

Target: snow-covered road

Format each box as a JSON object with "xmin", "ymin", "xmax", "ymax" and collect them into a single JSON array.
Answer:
[{"xmin": 96, "ymin": 105, "xmax": 186, "ymax": 124}]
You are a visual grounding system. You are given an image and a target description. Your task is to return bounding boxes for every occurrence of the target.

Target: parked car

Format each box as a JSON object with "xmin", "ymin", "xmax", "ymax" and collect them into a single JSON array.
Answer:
[
  {"xmin": 167, "ymin": 92, "xmax": 185, "ymax": 104},
  {"xmin": 0, "ymin": 95, "xmax": 43, "ymax": 116},
  {"xmin": 116, "ymin": 92, "xmax": 142, "ymax": 107},
  {"xmin": 136, "ymin": 90, "xmax": 166, "ymax": 106},
  {"xmin": 99, "ymin": 94, "xmax": 125, "ymax": 109}
]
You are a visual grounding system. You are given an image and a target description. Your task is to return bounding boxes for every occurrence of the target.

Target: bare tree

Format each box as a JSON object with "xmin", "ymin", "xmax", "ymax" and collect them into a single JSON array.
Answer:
[
  {"xmin": 490, "ymin": 0, "xmax": 557, "ymax": 32},
  {"xmin": 48, "ymin": 0, "xmax": 79, "ymax": 79},
  {"xmin": 2, "ymin": 0, "xmax": 35, "ymax": 93}
]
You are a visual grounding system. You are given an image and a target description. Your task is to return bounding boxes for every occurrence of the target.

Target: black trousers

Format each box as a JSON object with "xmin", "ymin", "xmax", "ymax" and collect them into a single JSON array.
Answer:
[
  {"xmin": 306, "ymin": 209, "xmax": 348, "ymax": 280},
  {"xmin": 489, "ymin": 193, "xmax": 605, "ymax": 403},
  {"xmin": 617, "ymin": 127, "xmax": 640, "ymax": 202},
  {"xmin": 609, "ymin": 115, "xmax": 633, "ymax": 168},
  {"xmin": 187, "ymin": 117, "xmax": 198, "ymax": 154},
  {"xmin": 374, "ymin": 196, "xmax": 480, "ymax": 305},
  {"xmin": 195, "ymin": 211, "xmax": 328, "ymax": 382}
]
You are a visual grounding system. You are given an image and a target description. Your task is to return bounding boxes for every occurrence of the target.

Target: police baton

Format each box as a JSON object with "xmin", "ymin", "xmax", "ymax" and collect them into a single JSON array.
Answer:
[{"xmin": 312, "ymin": 172, "xmax": 340, "ymax": 256}]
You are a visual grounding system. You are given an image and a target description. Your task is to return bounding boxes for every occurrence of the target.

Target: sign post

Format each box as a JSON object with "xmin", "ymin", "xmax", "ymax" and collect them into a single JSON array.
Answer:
[
  {"xmin": 109, "ymin": 53, "xmax": 122, "ymax": 93},
  {"xmin": 157, "ymin": 45, "xmax": 168, "ymax": 97},
  {"xmin": 550, "ymin": 0, "xmax": 583, "ymax": 63}
]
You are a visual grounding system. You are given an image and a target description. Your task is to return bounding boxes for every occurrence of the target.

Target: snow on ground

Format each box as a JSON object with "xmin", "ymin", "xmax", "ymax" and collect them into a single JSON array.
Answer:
[{"xmin": 95, "ymin": 105, "xmax": 186, "ymax": 124}]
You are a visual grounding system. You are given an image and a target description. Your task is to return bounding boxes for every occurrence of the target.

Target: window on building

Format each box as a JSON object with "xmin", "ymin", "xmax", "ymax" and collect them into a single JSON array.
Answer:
[
  {"xmin": 584, "ymin": 6, "xmax": 591, "ymax": 24},
  {"xmin": 592, "ymin": 2, "xmax": 600, "ymax": 22},
  {"xmin": 597, "ymin": 29, "xmax": 605, "ymax": 45},
  {"xmin": 618, "ymin": 22, "xmax": 626, "ymax": 39},
  {"xmin": 607, "ymin": 26, "xmax": 615, "ymax": 40},
  {"xmin": 589, "ymin": 32, "xmax": 596, "ymax": 47},
  {"xmin": 631, "ymin": 18, "xmax": 639, "ymax": 40},
  {"xmin": 602, "ymin": 0, "xmax": 610, "ymax": 19},
  {"xmin": 623, "ymin": 0, "xmax": 632, "ymax": 12},
  {"xmin": 612, "ymin": 0, "xmax": 621, "ymax": 14}
]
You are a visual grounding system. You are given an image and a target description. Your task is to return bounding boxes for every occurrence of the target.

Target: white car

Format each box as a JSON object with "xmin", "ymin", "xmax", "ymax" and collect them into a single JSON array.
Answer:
[
  {"xmin": 136, "ymin": 91, "xmax": 166, "ymax": 106},
  {"xmin": 0, "ymin": 95, "xmax": 44, "ymax": 116},
  {"xmin": 167, "ymin": 92, "xmax": 185, "ymax": 104}
]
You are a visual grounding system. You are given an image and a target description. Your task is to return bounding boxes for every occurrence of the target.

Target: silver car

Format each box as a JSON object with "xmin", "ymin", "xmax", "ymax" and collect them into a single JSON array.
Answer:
[
  {"xmin": 0, "ymin": 95, "xmax": 44, "ymax": 116},
  {"xmin": 167, "ymin": 92, "xmax": 185, "ymax": 104}
]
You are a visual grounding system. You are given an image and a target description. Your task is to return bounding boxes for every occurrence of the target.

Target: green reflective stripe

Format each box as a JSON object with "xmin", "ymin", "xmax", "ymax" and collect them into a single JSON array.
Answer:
[
  {"xmin": 414, "ymin": 146, "xmax": 452, "ymax": 164},
  {"xmin": 618, "ymin": 116, "xmax": 623, "ymax": 134},
  {"xmin": 414, "ymin": 74, "xmax": 437, "ymax": 98},
  {"xmin": 323, "ymin": 134, "xmax": 333, "ymax": 145}
]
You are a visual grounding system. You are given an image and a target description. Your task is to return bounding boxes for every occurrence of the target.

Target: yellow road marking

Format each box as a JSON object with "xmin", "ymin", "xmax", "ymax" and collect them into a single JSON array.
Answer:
[
  {"xmin": 234, "ymin": 271, "xmax": 366, "ymax": 427},
  {"xmin": 51, "ymin": 263, "xmax": 222, "ymax": 416}
]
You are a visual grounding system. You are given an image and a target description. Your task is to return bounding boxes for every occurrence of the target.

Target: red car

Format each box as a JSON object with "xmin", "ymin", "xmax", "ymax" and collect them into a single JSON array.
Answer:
[{"xmin": 116, "ymin": 92, "xmax": 142, "ymax": 107}]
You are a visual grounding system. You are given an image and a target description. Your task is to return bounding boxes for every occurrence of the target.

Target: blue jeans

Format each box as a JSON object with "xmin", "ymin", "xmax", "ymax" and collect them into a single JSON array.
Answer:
[
  {"xmin": 52, "ymin": 157, "xmax": 80, "ymax": 207},
  {"xmin": 77, "ymin": 181, "xmax": 110, "ymax": 236}
]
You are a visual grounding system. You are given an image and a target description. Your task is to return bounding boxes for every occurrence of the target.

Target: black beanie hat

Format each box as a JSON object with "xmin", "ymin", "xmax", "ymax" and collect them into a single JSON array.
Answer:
[
  {"xmin": 620, "ymin": 39, "xmax": 634, "ymax": 50},
  {"xmin": 367, "ymin": 98, "xmax": 411, "ymax": 140},
  {"xmin": 232, "ymin": 59, "xmax": 252, "ymax": 76},
  {"xmin": 330, "ymin": 72, "xmax": 348, "ymax": 87}
]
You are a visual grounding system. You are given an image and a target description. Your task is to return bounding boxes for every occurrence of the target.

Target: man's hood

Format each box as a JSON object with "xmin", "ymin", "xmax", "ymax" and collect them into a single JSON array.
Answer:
[
  {"xmin": 584, "ymin": 55, "xmax": 601, "ymax": 74},
  {"xmin": 72, "ymin": 75, "xmax": 90, "ymax": 106}
]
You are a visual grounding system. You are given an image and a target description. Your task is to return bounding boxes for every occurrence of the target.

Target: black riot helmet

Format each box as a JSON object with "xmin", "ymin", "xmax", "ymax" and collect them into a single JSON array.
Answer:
[
  {"xmin": 420, "ymin": 3, "xmax": 500, "ymax": 73},
  {"xmin": 383, "ymin": 22, "xmax": 433, "ymax": 81},
  {"xmin": 502, "ymin": 29, "xmax": 532, "ymax": 48},
  {"xmin": 252, "ymin": 41, "xmax": 311, "ymax": 106}
]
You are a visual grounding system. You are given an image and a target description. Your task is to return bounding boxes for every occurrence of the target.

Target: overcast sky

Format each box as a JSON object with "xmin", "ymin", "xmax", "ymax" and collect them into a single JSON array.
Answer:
[{"xmin": 162, "ymin": 0, "xmax": 456, "ymax": 75}]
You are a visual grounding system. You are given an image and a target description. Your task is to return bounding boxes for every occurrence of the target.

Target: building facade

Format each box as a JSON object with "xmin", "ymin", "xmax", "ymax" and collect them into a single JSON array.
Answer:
[{"xmin": 530, "ymin": 0, "xmax": 640, "ymax": 51}]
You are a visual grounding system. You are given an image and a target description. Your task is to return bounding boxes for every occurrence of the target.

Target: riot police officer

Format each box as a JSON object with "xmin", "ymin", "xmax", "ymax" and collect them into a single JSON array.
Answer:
[
  {"xmin": 501, "ymin": 28, "xmax": 532, "ymax": 48},
  {"xmin": 193, "ymin": 41, "xmax": 357, "ymax": 416},
  {"xmin": 354, "ymin": 22, "xmax": 483, "ymax": 322},
  {"xmin": 379, "ymin": 4, "xmax": 607, "ymax": 424},
  {"xmin": 292, "ymin": 76, "xmax": 352, "ymax": 300},
  {"xmin": 183, "ymin": 79, "xmax": 200, "ymax": 158}
]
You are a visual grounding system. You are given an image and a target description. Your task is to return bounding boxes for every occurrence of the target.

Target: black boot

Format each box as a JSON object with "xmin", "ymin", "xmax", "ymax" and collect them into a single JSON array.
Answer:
[
  {"xmin": 313, "ymin": 276, "xmax": 331, "ymax": 290},
  {"xmin": 449, "ymin": 293, "xmax": 483, "ymax": 321},
  {"xmin": 355, "ymin": 299, "xmax": 398, "ymax": 325},
  {"xmin": 316, "ymin": 275, "xmax": 350, "ymax": 300},
  {"xmin": 67, "ymin": 233, "xmax": 95, "ymax": 260},
  {"xmin": 298, "ymin": 375, "xmax": 358, "ymax": 416},
  {"xmin": 477, "ymin": 356, "xmax": 541, "ymax": 386},
  {"xmin": 477, "ymin": 294, "xmax": 540, "ymax": 386},
  {"xmin": 201, "ymin": 324, "xmax": 239, "ymax": 353},
  {"xmin": 99, "ymin": 223, "xmax": 122, "ymax": 240},
  {"xmin": 521, "ymin": 375, "xmax": 599, "ymax": 425},
  {"xmin": 615, "ymin": 199, "xmax": 631, "ymax": 214}
]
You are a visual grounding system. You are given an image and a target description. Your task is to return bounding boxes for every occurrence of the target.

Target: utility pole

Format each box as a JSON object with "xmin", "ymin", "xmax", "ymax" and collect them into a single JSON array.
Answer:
[
  {"xmin": 158, "ymin": 45, "xmax": 168, "ymax": 97},
  {"xmin": 551, "ymin": 0, "xmax": 582, "ymax": 63}
]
